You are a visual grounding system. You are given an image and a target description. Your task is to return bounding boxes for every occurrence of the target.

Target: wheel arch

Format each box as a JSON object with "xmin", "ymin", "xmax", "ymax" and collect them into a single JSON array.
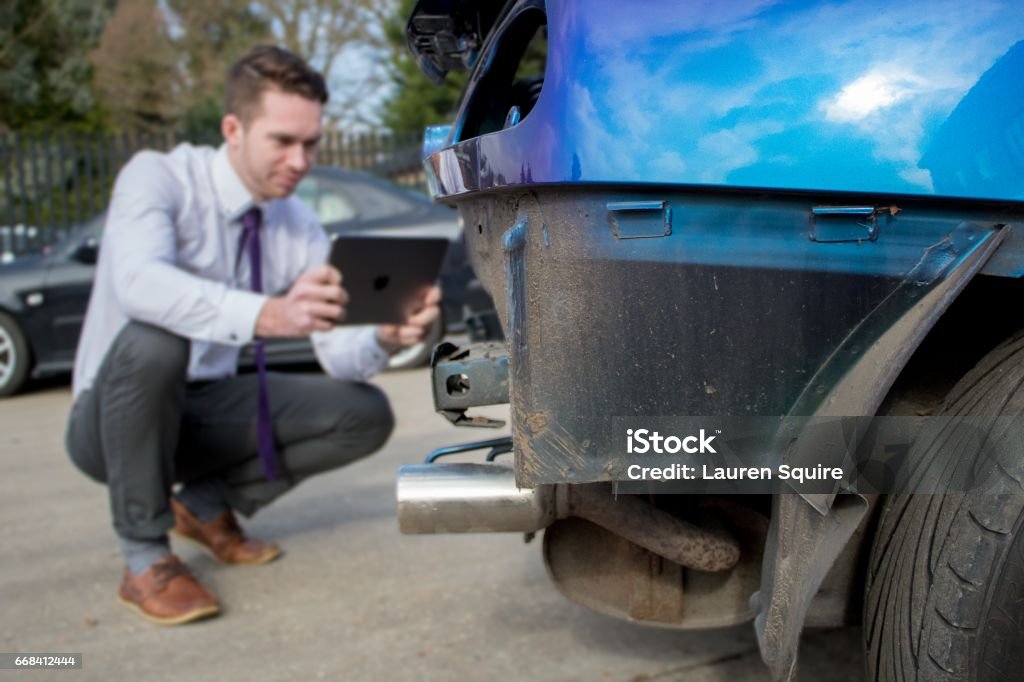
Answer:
[
  {"xmin": 756, "ymin": 226, "xmax": 1023, "ymax": 678},
  {"xmin": 876, "ymin": 272, "xmax": 1024, "ymax": 419}
]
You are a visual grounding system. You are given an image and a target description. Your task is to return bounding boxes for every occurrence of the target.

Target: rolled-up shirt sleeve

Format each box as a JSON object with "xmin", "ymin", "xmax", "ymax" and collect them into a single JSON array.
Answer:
[
  {"xmin": 105, "ymin": 152, "xmax": 266, "ymax": 346},
  {"xmin": 302, "ymin": 224, "xmax": 391, "ymax": 381}
]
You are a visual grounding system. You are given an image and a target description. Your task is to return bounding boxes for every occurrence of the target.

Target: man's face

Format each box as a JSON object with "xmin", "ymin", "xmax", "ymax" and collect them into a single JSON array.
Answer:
[{"xmin": 223, "ymin": 88, "xmax": 322, "ymax": 201}]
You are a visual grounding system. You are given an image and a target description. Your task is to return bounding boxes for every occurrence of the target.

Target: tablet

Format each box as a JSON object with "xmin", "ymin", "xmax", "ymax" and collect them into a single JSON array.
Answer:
[{"xmin": 328, "ymin": 235, "xmax": 449, "ymax": 325}]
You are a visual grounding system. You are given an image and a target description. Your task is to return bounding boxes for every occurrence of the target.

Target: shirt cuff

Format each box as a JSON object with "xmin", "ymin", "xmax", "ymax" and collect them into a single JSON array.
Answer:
[
  {"xmin": 213, "ymin": 289, "xmax": 267, "ymax": 346},
  {"xmin": 367, "ymin": 326, "xmax": 392, "ymax": 364},
  {"xmin": 310, "ymin": 325, "xmax": 392, "ymax": 381}
]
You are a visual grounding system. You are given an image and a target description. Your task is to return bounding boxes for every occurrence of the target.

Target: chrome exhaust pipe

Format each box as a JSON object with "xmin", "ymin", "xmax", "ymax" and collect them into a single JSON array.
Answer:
[
  {"xmin": 396, "ymin": 463, "xmax": 740, "ymax": 572},
  {"xmin": 397, "ymin": 463, "xmax": 556, "ymax": 534}
]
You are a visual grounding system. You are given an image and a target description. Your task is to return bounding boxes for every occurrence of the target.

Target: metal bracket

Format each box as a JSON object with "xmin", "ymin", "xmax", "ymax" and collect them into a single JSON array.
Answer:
[
  {"xmin": 808, "ymin": 205, "xmax": 889, "ymax": 242},
  {"xmin": 607, "ymin": 200, "xmax": 672, "ymax": 239},
  {"xmin": 431, "ymin": 341, "xmax": 510, "ymax": 428}
]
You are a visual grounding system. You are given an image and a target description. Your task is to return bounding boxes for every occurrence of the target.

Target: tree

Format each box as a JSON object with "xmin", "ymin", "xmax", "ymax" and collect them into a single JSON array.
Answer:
[
  {"xmin": 166, "ymin": 0, "xmax": 272, "ymax": 142},
  {"xmin": 90, "ymin": 0, "xmax": 181, "ymax": 133},
  {"xmin": 261, "ymin": 0, "xmax": 395, "ymax": 129},
  {"xmin": 380, "ymin": 0, "xmax": 466, "ymax": 136},
  {"xmin": 0, "ymin": 0, "xmax": 114, "ymax": 132}
]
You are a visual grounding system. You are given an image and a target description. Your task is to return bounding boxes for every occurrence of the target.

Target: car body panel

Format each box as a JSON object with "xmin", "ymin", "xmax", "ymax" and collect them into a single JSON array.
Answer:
[
  {"xmin": 422, "ymin": 0, "xmax": 1024, "ymax": 203},
  {"xmin": 37, "ymin": 259, "xmax": 94, "ymax": 370},
  {"xmin": 0, "ymin": 254, "xmax": 57, "ymax": 369},
  {"xmin": 461, "ymin": 189, "xmax": 1017, "ymax": 488}
]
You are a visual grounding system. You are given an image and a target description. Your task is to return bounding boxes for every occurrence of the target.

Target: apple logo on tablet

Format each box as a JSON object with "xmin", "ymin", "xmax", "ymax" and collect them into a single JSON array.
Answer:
[{"xmin": 373, "ymin": 275, "xmax": 390, "ymax": 291}]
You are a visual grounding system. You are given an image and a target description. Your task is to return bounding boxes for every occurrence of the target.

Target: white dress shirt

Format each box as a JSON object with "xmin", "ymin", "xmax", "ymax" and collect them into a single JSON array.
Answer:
[{"xmin": 72, "ymin": 143, "xmax": 390, "ymax": 399}]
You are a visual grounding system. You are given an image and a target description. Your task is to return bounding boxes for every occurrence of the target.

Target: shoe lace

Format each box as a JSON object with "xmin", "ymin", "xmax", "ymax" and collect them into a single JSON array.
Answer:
[
  {"xmin": 151, "ymin": 559, "xmax": 195, "ymax": 589},
  {"xmin": 221, "ymin": 511, "xmax": 243, "ymax": 535}
]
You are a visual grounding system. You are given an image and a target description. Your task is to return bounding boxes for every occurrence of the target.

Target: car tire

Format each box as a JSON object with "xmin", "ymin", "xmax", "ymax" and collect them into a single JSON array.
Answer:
[
  {"xmin": 386, "ymin": 317, "xmax": 443, "ymax": 371},
  {"xmin": 864, "ymin": 328, "xmax": 1024, "ymax": 681},
  {"xmin": 0, "ymin": 311, "xmax": 31, "ymax": 397}
]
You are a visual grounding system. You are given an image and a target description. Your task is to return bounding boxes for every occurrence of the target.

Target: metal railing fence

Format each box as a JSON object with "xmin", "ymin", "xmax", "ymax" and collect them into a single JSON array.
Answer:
[{"xmin": 0, "ymin": 129, "xmax": 425, "ymax": 259}]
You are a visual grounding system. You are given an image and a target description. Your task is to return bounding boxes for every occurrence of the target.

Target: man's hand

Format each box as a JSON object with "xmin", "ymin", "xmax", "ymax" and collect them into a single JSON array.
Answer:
[
  {"xmin": 376, "ymin": 285, "xmax": 442, "ymax": 353},
  {"xmin": 255, "ymin": 265, "xmax": 348, "ymax": 338}
]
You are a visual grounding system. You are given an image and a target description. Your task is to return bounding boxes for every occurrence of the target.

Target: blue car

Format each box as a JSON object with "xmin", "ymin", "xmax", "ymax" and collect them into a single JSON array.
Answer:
[{"xmin": 396, "ymin": 2, "xmax": 1024, "ymax": 679}]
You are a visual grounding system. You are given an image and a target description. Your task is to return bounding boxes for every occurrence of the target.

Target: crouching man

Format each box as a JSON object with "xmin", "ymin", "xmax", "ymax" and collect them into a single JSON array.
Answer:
[{"xmin": 65, "ymin": 45, "xmax": 440, "ymax": 625}]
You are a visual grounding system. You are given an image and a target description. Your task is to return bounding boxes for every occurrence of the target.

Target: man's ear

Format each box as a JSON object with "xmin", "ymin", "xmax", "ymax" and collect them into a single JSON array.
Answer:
[{"xmin": 222, "ymin": 114, "xmax": 244, "ymax": 147}]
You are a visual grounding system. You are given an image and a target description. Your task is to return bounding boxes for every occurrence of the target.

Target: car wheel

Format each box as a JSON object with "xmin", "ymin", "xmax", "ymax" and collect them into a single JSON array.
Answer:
[
  {"xmin": 386, "ymin": 317, "xmax": 443, "ymax": 371},
  {"xmin": 864, "ymin": 328, "xmax": 1024, "ymax": 681},
  {"xmin": 0, "ymin": 311, "xmax": 31, "ymax": 397}
]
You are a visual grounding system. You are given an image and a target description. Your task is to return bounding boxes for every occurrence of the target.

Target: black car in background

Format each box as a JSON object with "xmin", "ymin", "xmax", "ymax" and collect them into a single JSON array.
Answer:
[{"xmin": 0, "ymin": 166, "xmax": 494, "ymax": 396}]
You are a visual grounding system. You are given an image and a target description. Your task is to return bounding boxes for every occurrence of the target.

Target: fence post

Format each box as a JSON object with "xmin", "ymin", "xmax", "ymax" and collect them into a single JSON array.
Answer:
[
  {"xmin": 29, "ymin": 133, "xmax": 44, "ymax": 235},
  {"xmin": 42, "ymin": 131, "xmax": 56, "ymax": 244},
  {"xmin": 330, "ymin": 130, "xmax": 341, "ymax": 167},
  {"xmin": 58, "ymin": 132, "xmax": 70, "ymax": 233},
  {"xmin": 92, "ymin": 132, "xmax": 104, "ymax": 217},
  {"xmin": 1, "ymin": 133, "xmax": 17, "ymax": 231},
  {"xmin": 74, "ymin": 132, "xmax": 85, "ymax": 223}
]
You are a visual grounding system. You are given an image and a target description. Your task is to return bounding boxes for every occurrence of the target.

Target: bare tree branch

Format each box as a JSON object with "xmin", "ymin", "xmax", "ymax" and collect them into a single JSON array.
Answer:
[{"xmin": 258, "ymin": 0, "xmax": 395, "ymax": 129}]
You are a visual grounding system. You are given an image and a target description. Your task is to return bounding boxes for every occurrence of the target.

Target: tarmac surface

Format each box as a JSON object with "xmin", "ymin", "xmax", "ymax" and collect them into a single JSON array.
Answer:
[{"xmin": 0, "ymin": 366, "xmax": 864, "ymax": 681}]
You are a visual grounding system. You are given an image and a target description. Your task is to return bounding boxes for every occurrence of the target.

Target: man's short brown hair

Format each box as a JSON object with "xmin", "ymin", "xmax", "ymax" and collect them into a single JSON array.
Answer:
[{"xmin": 225, "ymin": 45, "xmax": 328, "ymax": 123}]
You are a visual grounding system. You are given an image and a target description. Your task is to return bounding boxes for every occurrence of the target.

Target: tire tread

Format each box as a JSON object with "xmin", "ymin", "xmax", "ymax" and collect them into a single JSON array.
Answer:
[{"xmin": 865, "ymin": 328, "xmax": 1024, "ymax": 681}]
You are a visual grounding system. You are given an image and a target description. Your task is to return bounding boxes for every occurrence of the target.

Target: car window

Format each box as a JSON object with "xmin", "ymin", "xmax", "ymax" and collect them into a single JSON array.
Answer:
[
  {"xmin": 57, "ymin": 212, "xmax": 106, "ymax": 258},
  {"xmin": 296, "ymin": 176, "xmax": 359, "ymax": 224},
  {"xmin": 351, "ymin": 181, "xmax": 414, "ymax": 222}
]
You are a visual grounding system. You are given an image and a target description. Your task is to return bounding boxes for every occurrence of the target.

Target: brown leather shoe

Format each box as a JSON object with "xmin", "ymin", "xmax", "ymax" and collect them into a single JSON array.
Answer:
[
  {"xmin": 117, "ymin": 555, "xmax": 220, "ymax": 625},
  {"xmin": 170, "ymin": 497, "xmax": 281, "ymax": 565}
]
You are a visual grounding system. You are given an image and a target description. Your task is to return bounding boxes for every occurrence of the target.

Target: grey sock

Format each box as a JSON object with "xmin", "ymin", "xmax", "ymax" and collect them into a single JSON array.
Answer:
[
  {"xmin": 120, "ymin": 536, "xmax": 171, "ymax": 576},
  {"xmin": 176, "ymin": 477, "xmax": 229, "ymax": 523}
]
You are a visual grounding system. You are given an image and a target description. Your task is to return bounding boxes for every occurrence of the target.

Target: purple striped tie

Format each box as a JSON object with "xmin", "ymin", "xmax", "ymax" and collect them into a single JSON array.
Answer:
[{"xmin": 240, "ymin": 206, "xmax": 278, "ymax": 480}]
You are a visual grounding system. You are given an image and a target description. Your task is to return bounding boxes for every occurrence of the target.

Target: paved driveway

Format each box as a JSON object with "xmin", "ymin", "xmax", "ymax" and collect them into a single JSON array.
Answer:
[{"xmin": 0, "ymin": 369, "xmax": 863, "ymax": 681}]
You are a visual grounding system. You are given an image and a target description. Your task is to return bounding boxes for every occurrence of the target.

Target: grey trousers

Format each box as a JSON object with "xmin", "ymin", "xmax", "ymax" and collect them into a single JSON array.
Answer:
[{"xmin": 66, "ymin": 321, "xmax": 394, "ymax": 542}]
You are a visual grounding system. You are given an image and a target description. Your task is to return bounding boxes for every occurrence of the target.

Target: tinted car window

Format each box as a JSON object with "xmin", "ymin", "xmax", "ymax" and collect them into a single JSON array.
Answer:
[
  {"xmin": 296, "ymin": 176, "xmax": 358, "ymax": 224},
  {"xmin": 351, "ymin": 181, "xmax": 417, "ymax": 222},
  {"xmin": 56, "ymin": 212, "xmax": 106, "ymax": 259}
]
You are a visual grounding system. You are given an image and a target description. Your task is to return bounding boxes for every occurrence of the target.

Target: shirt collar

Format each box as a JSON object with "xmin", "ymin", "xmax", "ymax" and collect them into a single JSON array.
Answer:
[{"xmin": 212, "ymin": 144, "xmax": 259, "ymax": 223}]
